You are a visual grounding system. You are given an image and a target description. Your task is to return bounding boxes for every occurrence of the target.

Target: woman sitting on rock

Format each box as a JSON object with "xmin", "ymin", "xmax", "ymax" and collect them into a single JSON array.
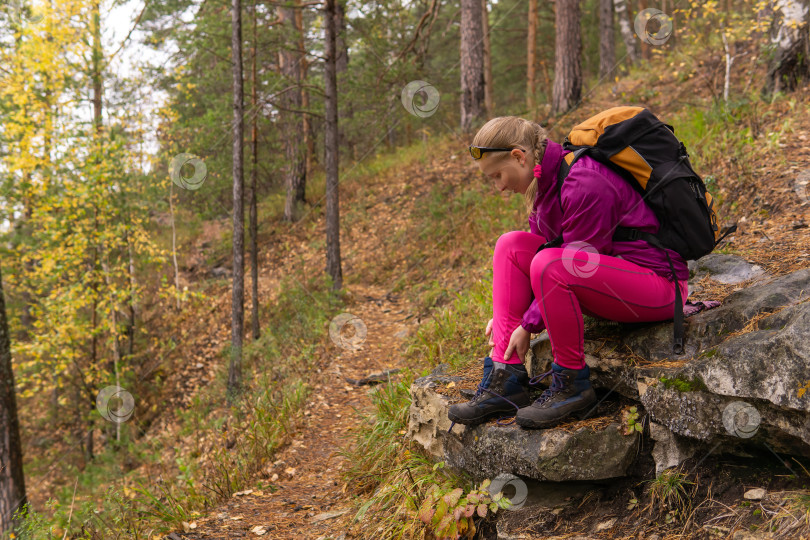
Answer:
[{"xmin": 448, "ymin": 116, "xmax": 689, "ymax": 429}]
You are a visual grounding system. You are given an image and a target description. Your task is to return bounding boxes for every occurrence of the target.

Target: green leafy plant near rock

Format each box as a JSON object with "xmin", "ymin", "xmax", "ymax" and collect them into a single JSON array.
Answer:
[
  {"xmin": 417, "ymin": 475, "xmax": 512, "ymax": 540},
  {"xmin": 621, "ymin": 405, "xmax": 644, "ymax": 435}
]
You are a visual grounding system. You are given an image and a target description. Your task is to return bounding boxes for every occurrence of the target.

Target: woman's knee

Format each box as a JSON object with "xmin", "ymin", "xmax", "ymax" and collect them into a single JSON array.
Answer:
[
  {"xmin": 493, "ymin": 231, "xmax": 536, "ymax": 263},
  {"xmin": 530, "ymin": 247, "xmax": 584, "ymax": 286}
]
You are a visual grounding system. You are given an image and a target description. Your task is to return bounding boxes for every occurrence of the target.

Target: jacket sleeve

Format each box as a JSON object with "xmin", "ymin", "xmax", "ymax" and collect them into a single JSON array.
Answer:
[
  {"xmin": 520, "ymin": 296, "xmax": 546, "ymax": 334},
  {"xmin": 559, "ymin": 166, "xmax": 620, "ymax": 253}
]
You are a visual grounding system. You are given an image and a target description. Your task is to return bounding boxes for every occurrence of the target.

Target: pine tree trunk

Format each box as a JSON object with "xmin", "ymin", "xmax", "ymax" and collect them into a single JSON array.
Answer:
[
  {"xmin": 335, "ymin": 0, "xmax": 352, "ymax": 153},
  {"xmin": 551, "ymin": 0, "xmax": 582, "ymax": 115},
  {"xmin": 638, "ymin": 0, "xmax": 650, "ymax": 60},
  {"xmin": 279, "ymin": 2, "xmax": 306, "ymax": 222},
  {"xmin": 614, "ymin": 0, "xmax": 638, "ymax": 65},
  {"xmin": 250, "ymin": 0, "xmax": 260, "ymax": 341},
  {"xmin": 228, "ymin": 0, "xmax": 245, "ymax": 403},
  {"xmin": 0, "ymin": 263, "xmax": 27, "ymax": 535},
  {"xmin": 460, "ymin": 0, "xmax": 485, "ymax": 132},
  {"xmin": 324, "ymin": 0, "xmax": 342, "ymax": 291},
  {"xmin": 599, "ymin": 0, "xmax": 616, "ymax": 80},
  {"xmin": 527, "ymin": 0, "xmax": 537, "ymax": 114},
  {"xmin": 482, "ymin": 0, "xmax": 493, "ymax": 117},
  {"xmin": 764, "ymin": 0, "xmax": 810, "ymax": 96}
]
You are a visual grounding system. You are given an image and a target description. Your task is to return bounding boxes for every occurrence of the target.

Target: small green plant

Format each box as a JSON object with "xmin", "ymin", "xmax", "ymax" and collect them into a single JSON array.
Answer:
[
  {"xmin": 622, "ymin": 405, "xmax": 643, "ymax": 435},
  {"xmin": 417, "ymin": 477, "xmax": 511, "ymax": 540},
  {"xmin": 644, "ymin": 467, "xmax": 695, "ymax": 522}
]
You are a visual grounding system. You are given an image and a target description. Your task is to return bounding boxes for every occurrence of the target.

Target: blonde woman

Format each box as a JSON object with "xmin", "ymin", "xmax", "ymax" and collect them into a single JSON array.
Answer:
[{"xmin": 448, "ymin": 116, "xmax": 688, "ymax": 429}]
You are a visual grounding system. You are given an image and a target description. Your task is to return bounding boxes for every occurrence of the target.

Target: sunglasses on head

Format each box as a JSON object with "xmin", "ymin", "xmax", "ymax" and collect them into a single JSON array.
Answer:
[{"xmin": 468, "ymin": 145, "xmax": 525, "ymax": 160}]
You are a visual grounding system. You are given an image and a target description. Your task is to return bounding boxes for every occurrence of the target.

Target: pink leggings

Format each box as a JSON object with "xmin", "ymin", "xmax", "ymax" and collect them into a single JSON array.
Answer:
[{"xmin": 493, "ymin": 231, "xmax": 688, "ymax": 369}]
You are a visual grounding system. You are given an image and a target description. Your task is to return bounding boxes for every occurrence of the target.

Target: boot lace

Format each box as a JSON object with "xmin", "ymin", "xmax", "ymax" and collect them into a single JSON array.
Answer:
[{"xmin": 528, "ymin": 369, "xmax": 568, "ymax": 405}]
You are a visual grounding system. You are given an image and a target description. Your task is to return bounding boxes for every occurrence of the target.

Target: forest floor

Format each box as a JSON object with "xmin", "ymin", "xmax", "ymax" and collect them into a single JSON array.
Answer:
[{"xmin": 156, "ymin": 73, "xmax": 810, "ymax": 538}]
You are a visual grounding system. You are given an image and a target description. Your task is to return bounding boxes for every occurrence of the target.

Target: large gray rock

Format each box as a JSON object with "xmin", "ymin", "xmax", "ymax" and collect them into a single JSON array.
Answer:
[
  {"xmin": 641, "ymin": 301, "xmax": 810, "ymax": 456},
  {"xmin": 407, "ymin": 366, "xmax": 640, "ymax": 482},
  {"xmin": 688, "ymin": 253, "xmax": 766, "ymax": 285}
]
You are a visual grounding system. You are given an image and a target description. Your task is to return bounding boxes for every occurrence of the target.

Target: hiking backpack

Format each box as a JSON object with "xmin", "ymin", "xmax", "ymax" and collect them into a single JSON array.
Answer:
[{"xmin": 535, "ymin": 106, "xmax": 736, "ymax": 355}]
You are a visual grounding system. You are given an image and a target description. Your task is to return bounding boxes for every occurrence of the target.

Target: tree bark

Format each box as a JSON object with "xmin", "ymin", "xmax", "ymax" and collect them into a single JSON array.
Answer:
[
  {"xmin": 527, "ymin": 0, "xmax": 537, "ymax": 114},
  {"xmin": 279, "ymin": 1, "xmax": 307, "ymax": 222},
  {"xmin": 250, "ymin": 0, "xmax": 260, "ymax": 341},
  {"xmin": 228, "ymin": 0, "xmax": 245, "ymax": 403},
  {"xmin": 335, "ymin": 0, "xmax": 352, "ymax": 153},
  {"xmin": 599, "ymin": 0, "xmax": 616, "ymax": 80},
  {"xmin": 614, "ymin": 0, "xmax": 638, "ymax": 65},
  {"xmin": 324, "ymin": 0, "xmax": 342, "ymax": 291},
  {"xmin": 638, "ymin": 0, "xmax": 650, "ymax": 60},
  {"xmin": 482, "ymin": 0, "xmax": 493, "ymax": 118},
  {"xmin": 551, "ymin": 0, "xmax": 582, "ymax": 116},
  {"xmin": 460, "ymin": 0, "xmax": 485, "ymax": 132},
  {"xmin": 763, "ymin": 0, "xmax": 810, "ymax": 96},
  {"xmin": 0, "ymin": 263, "xmax": 27, "ymax": 535}
]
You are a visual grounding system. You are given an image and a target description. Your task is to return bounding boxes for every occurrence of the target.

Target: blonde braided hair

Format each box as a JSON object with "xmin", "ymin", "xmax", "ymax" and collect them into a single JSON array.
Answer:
[{"xmin": 471, "ymin": 116, "xmax": 548, "ymax": 218}]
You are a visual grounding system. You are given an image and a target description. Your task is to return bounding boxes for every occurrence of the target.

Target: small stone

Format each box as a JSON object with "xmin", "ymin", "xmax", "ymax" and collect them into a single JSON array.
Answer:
[
  {"xmin": 744, "ymin": 488, "xmax": 766, "ymax": 500},
  {"xmin": 271, "ymin": 473, "xmax": 279, "ymax": 481},
  {"xmin": 595, "ymin": 517, "xmax": 617, "ymax": 531}
]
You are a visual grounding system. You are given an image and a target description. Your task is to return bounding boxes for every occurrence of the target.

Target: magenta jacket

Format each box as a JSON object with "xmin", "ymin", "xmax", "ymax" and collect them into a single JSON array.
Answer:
[{"xmin": 520, "ymin": 139, "xmax": 689, "ymax": 333}]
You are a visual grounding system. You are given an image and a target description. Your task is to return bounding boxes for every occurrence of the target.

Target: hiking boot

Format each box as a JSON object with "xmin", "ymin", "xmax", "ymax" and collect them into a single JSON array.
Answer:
[
  {"xmin": 447, "ymin": 358, "xmax": 531, "ymax": 426},
  {"xmin": 516, "ymin": 362, "xmax": 597, "ymax": 429}
]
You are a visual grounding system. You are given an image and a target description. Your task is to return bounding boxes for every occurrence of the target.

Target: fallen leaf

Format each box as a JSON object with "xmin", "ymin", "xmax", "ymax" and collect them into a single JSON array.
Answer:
[{"xmin": 250, "ymin": 525, "xmax": 268, "ymax": 536}]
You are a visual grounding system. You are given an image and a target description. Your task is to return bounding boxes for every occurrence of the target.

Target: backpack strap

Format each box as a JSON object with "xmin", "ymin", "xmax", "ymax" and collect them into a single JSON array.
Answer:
[
  {"xmin": 534, "ymin": 234, "xmax": 563, "ymax": 254},
  {"xmin": 614, "ymin": 227, "xmax": 684, "ymax": 355}
]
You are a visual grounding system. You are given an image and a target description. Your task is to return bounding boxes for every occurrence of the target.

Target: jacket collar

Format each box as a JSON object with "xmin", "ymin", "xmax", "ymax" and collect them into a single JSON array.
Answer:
[{"xmin": 535, "ymin": 139, "xmax": 564, "ymax": 197}]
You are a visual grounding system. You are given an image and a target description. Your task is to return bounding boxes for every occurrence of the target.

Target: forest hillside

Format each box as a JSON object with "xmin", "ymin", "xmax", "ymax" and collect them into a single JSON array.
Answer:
[{"xmin": 1, "ymin": 0, "xmax": 810, "ymax": 539}]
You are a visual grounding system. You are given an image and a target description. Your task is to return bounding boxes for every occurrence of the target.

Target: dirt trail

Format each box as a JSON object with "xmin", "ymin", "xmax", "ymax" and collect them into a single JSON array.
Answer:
[{"xmin": 175, "ymin": 281, "xmax": 417, "ymax": 539}]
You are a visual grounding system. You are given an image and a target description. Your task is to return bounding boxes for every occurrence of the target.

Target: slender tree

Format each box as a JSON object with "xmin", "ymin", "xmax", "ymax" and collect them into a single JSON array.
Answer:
[
  {"xmin": 228, "ymin": 0, "xmax": 245, "ymax": 403},
  {"xmin": 250, "ymin": 0, "xmax": 260, "ymax": 341},
  {"xmin": 335, "ymin": 0, "xmax": 351, "ymax": 155},
  {"xmin": 482, "ymin": 0, "xmax": 493, "ymax": 118},
  {"xmin": 527, "ymin": 0, "xmax": 538, "ymax": 114},
  {"xmin": 0, "ymin": 263, "xmax": 26, "ymax": 539},
  {"xmin": 599, "ymin": 0, "xmax": 616, "ymax": 80},
  {"xmin": 324, "ymin": 0, "xmax": 342, "ymax": 291},
  {"xmin": 551, "ymin": 0, "xmax": 583, "ymax": 115},
  {"xmin": 279, "ymin": 1, "xmax": 307, "ymax": 222},
  {"xmin": 460, "ymin": 0, "xmax": 485, "ymax": 131}
]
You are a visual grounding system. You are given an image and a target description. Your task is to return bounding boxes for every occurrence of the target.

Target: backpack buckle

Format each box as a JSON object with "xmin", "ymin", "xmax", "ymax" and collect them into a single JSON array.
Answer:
[{"xmin": 621, "ymin": 227, "xmax": 641, "ymax": 241}]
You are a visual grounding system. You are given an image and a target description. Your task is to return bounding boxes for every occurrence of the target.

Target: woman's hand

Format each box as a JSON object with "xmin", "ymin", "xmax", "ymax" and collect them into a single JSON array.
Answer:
[
  {"xmin": 485, "ymin": 318, "xmax": 495, "ymax": 347},
  {"xmin": 503, "ymin": 324, "xmax": 530, "ymax": 362}
]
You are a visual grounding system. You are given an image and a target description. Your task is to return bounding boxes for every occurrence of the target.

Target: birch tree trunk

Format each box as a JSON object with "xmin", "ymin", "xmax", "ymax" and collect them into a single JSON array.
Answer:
[
  {"xmin": 614, "ymin": 0, "xmax": 638, "ymax": 64},
  {"xmin": 764, "ymin": 0, "xmax": 810, "ymax": 96}
]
